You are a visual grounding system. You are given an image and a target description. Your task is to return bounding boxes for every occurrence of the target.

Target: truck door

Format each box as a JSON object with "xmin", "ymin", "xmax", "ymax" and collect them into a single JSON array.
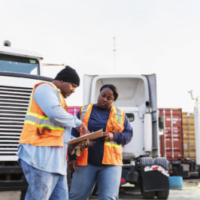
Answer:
[
  {"xmin": 83, "ymin": 74, "xmax": 151, "ymax": 158},
  {"xmin": 142, "ymin": 74, "xmax": 158, "ymax": 158}
]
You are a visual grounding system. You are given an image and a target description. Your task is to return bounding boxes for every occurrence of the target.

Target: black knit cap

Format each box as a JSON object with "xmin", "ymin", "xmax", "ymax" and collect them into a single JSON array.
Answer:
[{"xmin": 54, "ymin": 66, "xmax": 80, "ymax": 86}]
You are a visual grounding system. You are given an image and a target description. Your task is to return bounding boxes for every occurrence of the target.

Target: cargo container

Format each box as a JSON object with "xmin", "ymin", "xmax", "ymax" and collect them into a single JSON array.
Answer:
[
  {"xmin": 159, "ymin": 109, "xmax": 199, "ymax": 178},
  {"xmin": 182, "ymin": 112, "xmax": 197, "ymax": 173},
  {"xmin": 159, "ymin": 108, "xmax": 184, "ymax": 161},
  {"xmin": 182, "ymin": 112, "xmax": 196, "ymax": 160}
]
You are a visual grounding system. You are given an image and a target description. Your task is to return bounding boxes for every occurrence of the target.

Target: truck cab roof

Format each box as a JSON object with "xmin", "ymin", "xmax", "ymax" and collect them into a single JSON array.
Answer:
[{"xmin": 0, "ymin": 45, "xmax": 43, "ymax": 60}]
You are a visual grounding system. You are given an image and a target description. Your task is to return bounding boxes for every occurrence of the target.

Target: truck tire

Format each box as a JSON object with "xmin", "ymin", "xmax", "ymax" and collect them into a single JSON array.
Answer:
[
  {"xmin": 140, "ymin": 157, "xmax": 154, "ymax": 167},
  {"xmin": 154, "ymin": 157, "xmax": 169, "ymax": 170},
  {"xmin": 157, "ymin": 190, "xmax": 169, "ymax": 199},
  {"xmin": 141, "ymin": 187, "xmax": 155, "ymax": 199}
]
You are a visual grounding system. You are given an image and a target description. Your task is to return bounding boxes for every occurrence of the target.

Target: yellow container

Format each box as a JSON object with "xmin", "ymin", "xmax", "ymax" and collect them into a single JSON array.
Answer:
[{"xmin": 182, "ymin": 112, "xmax": 196, "ymax": 159}]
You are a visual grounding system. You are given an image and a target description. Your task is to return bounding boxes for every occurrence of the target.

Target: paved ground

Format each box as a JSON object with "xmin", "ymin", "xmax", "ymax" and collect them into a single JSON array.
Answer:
[
  {"xmin": 89, "ymin": 180, "xmax": 200, "ymax": 200},
  {"xmin": 1, "ymin": 179, "xmax": 200, "ymax": 200}
]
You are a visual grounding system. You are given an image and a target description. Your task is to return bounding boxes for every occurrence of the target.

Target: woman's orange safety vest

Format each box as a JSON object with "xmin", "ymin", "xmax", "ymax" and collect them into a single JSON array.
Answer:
[
  {"xmin": 19, "ymin": 82, "xmax": 67, "ymax": 147},
  {"xmin": 76, "ymin": 104, "xmax": 125, "ymax": 166}
]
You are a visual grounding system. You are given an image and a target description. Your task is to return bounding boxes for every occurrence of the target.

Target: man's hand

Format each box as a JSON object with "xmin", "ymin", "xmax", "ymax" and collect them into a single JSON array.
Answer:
[
  {"xmin": 102, "ymin": 132, "xmax": 114, "ymax": 141},
  {"xmin": 68, "ymin": 160, "xmax": 78, "ymax": 173},
  {"xmin": 76, "ymin": 122, "xmax": 89, "ymax": 135}
]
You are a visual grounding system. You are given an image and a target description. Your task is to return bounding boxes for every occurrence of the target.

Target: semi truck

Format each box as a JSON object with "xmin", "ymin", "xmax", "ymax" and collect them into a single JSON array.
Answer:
[
  {"xmin": 0, "ymin": 41, "xmax": 169, "ymax": 199},
  {"xmin": 0, "ymin": 41, "xmax": 53, "ymax": 199}
]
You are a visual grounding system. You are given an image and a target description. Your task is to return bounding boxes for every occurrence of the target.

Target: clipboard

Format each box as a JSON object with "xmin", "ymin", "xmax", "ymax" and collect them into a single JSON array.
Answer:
[{"xmin": 68, "ymin": 129, "xmax": 103, "ymax": 146}]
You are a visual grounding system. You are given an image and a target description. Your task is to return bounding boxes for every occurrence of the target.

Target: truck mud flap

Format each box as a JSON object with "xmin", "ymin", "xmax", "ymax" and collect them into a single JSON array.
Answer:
[{"xmin": 141, "ymin": 168, "xmax": 169, "ymax": 192}]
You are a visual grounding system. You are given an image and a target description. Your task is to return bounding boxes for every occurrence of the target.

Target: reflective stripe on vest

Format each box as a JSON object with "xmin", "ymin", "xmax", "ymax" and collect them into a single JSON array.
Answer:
[
  {"xmin": 104, "ymin": 141, "xmax": 122, "ymax": 148},
  {"xmin": 80, "ymin": 105, "xmax": 123, "ymax": 124},
  {"xmin": 24, "ymin": 113, "xmax": 65, "ymax": 130},
  {"xmin": 113, "ymin": 107, "xmax": 124, "ymax": 125},
  {"xmin": 77, "ymin": 104, "xmax": 124, "ymax": 166},
  {"xmin": 19, "ymin": 81, "xmax": 66, "ymax": 147},
  {"xmin": 80, "ymin": 104, "xmax": 92, "ymax": 120},
  {"xmin": 24, "ymin": 83, "xmax": 64, "ymax": 131},
  {"xmin": 27, "ymin": 84, "xmax": 63, "ymax": 113},
  {"xmin": 104, "ymin": 106, "xmax": 123, "ymax": 153}
]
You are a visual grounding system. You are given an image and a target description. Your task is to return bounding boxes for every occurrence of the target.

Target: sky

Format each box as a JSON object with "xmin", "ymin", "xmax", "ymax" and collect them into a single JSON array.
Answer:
[{"xmin": 1, "ymin": 0, "xmax": 200, "ymax": 111}]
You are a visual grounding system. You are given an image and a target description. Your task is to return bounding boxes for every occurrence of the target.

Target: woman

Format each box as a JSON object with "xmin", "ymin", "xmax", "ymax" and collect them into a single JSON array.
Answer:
[{"xmin": 68, "ymin": 84, "xmax": 133, "ymax": 200}]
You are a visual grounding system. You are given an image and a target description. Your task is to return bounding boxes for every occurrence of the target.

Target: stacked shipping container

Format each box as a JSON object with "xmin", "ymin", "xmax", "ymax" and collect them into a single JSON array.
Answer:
[
  {"xmin": 159, "ymin": 108, "xmax": 184, "ymax": 161},
  {"xmin": 159, "ymin": 109, "xmax": 198, "ymax": 177},
  {"xmin": 182, "ymin": 112, "xmax": 196, "ymax": 160}
]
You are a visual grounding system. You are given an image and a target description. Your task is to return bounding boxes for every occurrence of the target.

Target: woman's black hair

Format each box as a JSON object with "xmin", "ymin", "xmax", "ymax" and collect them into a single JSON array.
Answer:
[{"xmin": 100, "ymin": 84, "xmax": 118, "ymax": 101}]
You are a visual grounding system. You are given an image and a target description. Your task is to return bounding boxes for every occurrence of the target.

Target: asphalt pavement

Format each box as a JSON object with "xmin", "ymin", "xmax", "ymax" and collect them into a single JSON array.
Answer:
[{"xmin": 1, "ymin": 179, "xmax": 200, "ymax": 200}]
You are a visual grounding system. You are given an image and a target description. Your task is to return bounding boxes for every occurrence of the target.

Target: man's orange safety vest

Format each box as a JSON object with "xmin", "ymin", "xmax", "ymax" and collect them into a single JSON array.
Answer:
[
  {"xmin": 19, "ymin": 82, "xmax": 67, "ymax": 147},
  {"xmin": 76, "ymin": 104, "xmax": 125, "ymax": 166}
]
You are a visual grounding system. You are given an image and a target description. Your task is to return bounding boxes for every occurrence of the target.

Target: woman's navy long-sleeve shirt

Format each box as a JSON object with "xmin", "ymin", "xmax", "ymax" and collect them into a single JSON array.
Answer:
[{"xmin": 68, "ymin": 104, "xmax": 133, "ymax": 166}]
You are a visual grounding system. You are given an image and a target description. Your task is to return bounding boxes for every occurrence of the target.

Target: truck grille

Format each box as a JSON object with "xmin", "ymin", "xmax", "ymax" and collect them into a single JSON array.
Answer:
[{"xmin": 0, "ymin": 85, "xmax": 32, "ymax": 157}]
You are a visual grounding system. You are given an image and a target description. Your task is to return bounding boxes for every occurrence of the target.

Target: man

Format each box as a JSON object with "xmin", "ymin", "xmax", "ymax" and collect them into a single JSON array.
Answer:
[{"xmin": 17, "ymin": 66, "xmax": 88, "ymax": 200}]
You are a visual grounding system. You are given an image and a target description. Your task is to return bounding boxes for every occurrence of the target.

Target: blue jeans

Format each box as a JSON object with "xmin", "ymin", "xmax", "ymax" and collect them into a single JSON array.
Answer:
[
  {"xmin": 20, "ymin": 159, "xmax": 68, "ymax": 200},
  {"xmin": 69, "ymin": 164, "xmax": 122, "ymax": 200}
]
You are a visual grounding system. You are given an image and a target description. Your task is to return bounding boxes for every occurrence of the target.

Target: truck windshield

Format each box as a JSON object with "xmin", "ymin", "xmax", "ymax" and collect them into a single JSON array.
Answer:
[{"xmin": 0, "ymin": 54, "xmax": 39, "ymax": 75}]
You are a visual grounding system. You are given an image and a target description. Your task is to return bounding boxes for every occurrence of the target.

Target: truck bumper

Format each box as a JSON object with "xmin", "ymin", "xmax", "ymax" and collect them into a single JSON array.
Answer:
[{"xmin": 0, "ymin": 166, "xmax": 28, "ymax": 191}]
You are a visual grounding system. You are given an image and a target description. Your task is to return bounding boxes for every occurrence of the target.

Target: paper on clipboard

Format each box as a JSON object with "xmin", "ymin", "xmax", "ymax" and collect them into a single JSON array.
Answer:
[{"xmin": 68, "ymin": 129, "xmax": 103, "ymax": 146}]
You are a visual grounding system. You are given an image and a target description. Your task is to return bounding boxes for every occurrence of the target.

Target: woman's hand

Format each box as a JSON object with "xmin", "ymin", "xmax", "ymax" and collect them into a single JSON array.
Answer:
[
  {"xmin": 102, "ymin": 132, "xmax": 114, "ymax": 141},
  {"xmin": 80, "ymin": 141, "xmax": 90, "ymax": 151},
  {"xmin": 68, "ymin": 160, "xmax": 78, "ymax": 173}
]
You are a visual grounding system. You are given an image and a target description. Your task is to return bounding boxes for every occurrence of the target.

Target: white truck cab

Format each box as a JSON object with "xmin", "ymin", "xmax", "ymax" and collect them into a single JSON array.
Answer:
[
  {"xmin": 0, "ymin": 42, "xmax": 53, "ymax": 198},
  {"xmin": 0, "ymin": 44, "xmax": 42, "ymax": 75}
]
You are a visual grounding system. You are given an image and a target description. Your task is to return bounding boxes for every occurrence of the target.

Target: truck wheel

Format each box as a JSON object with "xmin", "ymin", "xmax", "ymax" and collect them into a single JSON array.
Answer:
[
  {"xmin": 154, "ymin": 157, "xmax": 169, "ymax": 170},
  {"xmin": 157, "ymin": 190, "xmax": 169, "ymax": 199},
  {"xmin": 140, "ymin": 186, "xmax": 155, "ymax": 199},
  {"xmin": 140, "ymin": 157, "xmax": 154, "ymax": 167},
  {"xmin": 141, "ymin": 190, "xmax": 155, "ymax": 199}
]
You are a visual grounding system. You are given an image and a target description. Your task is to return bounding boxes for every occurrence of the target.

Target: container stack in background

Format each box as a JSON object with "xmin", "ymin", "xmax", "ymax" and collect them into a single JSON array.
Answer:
[
  {"xmin": 159, "ymin": 108, "xmax": 184, "ymax": 163},
  {"xmin": 182, "ymin": 112, "xmax": 196, "ymax": 160},
  {"xmin": 159, "ymin": 109, "xmax": 198, "ymax": 178},
  {"xmin": 182, "ymin": 112, "xmax": 196, "ymax": 173}
]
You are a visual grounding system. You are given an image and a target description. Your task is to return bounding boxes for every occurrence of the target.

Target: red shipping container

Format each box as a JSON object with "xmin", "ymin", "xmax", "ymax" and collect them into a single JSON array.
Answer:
[{"xmin": 159, "ymin": 108, "xmax": 184, "ymax": 161}]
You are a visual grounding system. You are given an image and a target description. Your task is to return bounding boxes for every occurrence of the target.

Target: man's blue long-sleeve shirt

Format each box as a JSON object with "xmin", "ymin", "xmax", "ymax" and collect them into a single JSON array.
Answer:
[
  {"xmin": 69, "ymin": 104, "xmax": 133, "ymax": 166},
  {"xmin": 17, "ymin": 83, "xmax": 82, "ymax": 175}
]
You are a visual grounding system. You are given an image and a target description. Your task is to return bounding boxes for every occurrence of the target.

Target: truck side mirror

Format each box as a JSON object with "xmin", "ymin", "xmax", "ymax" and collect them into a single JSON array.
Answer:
[{"xmin": 158, "ymin": 116, "xmax": 163, "ymax": 129}]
